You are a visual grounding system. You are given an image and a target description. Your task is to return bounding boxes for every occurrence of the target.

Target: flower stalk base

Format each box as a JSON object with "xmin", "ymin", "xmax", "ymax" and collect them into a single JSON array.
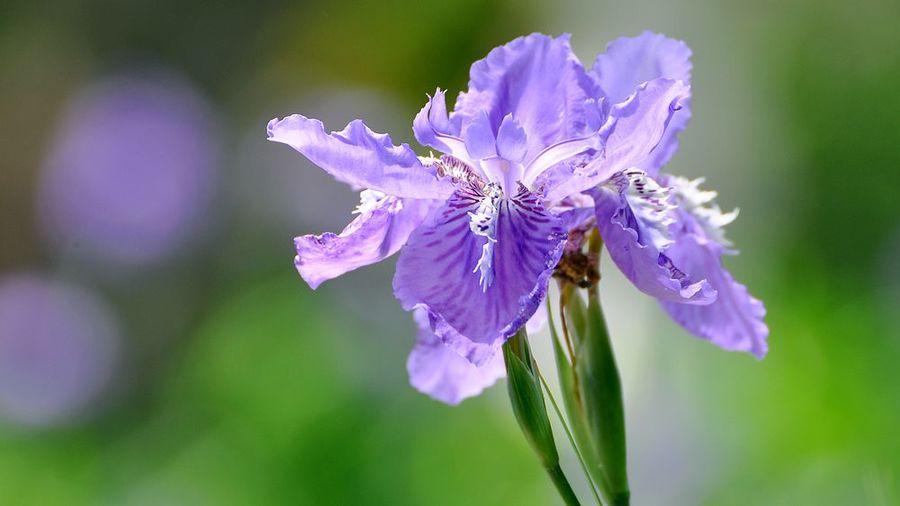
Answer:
[{"xmin": 503, "ymin": 329, "xmax": 581, "ymax": 506}]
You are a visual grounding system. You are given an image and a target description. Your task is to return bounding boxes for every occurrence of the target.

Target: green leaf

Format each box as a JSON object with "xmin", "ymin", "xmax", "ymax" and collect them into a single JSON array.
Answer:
[
  {"xmin": 503, "ymin": 341, "xmax": 557, "ymax": 466},
  {"xmin": 563, "ymin": 284, "xmax": 588, "ymax": 348},
  {"xmin": 503, "ymin": 329, "xmax": 581, "ymax": 506},
  {"xmin": 549, "ymin": 295, "xmax": 611, "ymax": 501},
  {"xmin": 575, "ymin": 290, "xmax": 630, "ymax": 506}
]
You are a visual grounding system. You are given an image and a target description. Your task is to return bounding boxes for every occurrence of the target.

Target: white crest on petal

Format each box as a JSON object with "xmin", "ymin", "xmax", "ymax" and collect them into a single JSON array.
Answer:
[
  {"xmin": 667, "ymin": 175, "xmax": 739, "ymax": 247},
  {"xmin": 608, "ymin": 169, "xmax": 676, "ymax": 250},
  {"xmin": 353, "ymin": 189, "xmax": 388, "ymax": 214},
  {"xmin": 468, "ymin": 183, "xmax": 502, "ymax": 291},
  {"xmin": 418, "ymin": 151, "xmax": 441, "ymax": 167}
]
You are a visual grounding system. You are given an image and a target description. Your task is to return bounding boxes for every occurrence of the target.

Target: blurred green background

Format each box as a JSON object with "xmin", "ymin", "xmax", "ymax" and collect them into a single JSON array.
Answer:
[{"xmin": 1, "ymin": 0, "xmax": 898, "ymax": 504}]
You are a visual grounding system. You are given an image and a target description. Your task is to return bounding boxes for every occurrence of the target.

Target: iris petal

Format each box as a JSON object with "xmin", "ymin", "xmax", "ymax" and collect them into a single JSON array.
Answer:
[
  {"xmin": 268, "ymin": 115, "xmax": 453, "ymax": 200},
  {"xmin": 413, "ymin": 89, "xmax": 477, "ymax": 167},
  {"xmin": 591, "ymin": 31, "xmax": 693, "ymax": 175},
  {"xmin": 496, "ymin": 114, "xmax": 528, "ymax": 163},
  {"xmin": 393, "ymin": 184, "xmax": 566, "ymax": 365},
  {"xmin": 407, "ymin": 309, "xmax": 505, "ymax": 405},
  {"xmin": 454, "ymin": 33, "xmax": 596, "ymax": 163},
  {"xmin": 591, "ymin": 186, "xmax": 715, "ymax": 304},
  {"xmin": 294, "ymin": 196, "xmax": 437, "ymax": 289},
  {"xmin": 660, "ymin": 212, "xmax": 768, "ymax": 358},
  {"xmin": 545, "ymin": 78, "xmax": 690, "ymax": 201},
  {"xmin": 462, "ymin": 111, "xmax": 497, "ymax": 160}
]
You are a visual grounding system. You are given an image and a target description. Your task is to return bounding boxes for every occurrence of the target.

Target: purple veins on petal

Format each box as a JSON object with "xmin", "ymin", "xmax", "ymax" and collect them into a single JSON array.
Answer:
[
  {"xmin": 407, "ymin": 309, "xmax": 505, "ymax": 405},
  {"xmin": 394, "ymin": 184, "xmax": 566, "ymax": 366}
]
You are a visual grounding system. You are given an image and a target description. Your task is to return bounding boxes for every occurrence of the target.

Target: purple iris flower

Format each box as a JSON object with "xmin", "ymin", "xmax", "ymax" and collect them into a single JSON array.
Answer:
[{"xmin": 269, "ymin": 32, "xmax": 767, "ymax": 404}]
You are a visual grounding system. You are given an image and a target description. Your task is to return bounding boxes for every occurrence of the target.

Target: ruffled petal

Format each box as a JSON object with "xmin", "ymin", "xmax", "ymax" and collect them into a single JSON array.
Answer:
[
  {"xmin": 544, "ymin": 78, "xmax": 690, "ymax": 202},
  {"xmin": 592, "ymin": 31, "xmax": 693, "ymax": 104},
  {"xmin": 591, "ymin": 31, "xmax": 693, "ymax": 175},
  {"xmin": 453, "ymin": 33, "xmax": 596, "ymax": 163},
  {"xmin": 294, "ymin": 196, "xmax": 437, "ymax": 289},
  {"xmin": 268, "ymin": 114, "xmax": 453, "ymax": 199},
  {"xmin": 407, "ymin": 309, "xmax": 505, "ymax": 405},
  {"xmin": 592, "ymin": 186, "xmax": 715, "ymax": 304},
  {"xmin": 393, "ymin": 184, "xmax": 567, "ymax": 365},
  {"xmin": 660, "ymin": 214, "xmax": 769, "ymax": 358}
]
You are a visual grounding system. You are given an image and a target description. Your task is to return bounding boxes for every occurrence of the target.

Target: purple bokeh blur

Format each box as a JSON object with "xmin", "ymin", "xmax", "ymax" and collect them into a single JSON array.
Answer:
[
  {"xmin": 0, "ymin": 275, "xmax": 120, "ymax": 428},
  {"xmin": 38, "ymin": 73, "xmax": 219, "ymax": 266}
]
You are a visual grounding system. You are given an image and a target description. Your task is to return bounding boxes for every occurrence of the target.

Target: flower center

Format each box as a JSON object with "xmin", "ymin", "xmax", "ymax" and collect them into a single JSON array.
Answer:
[{"xmin": 468, "ymin": 183, "xmax": 502, "ymax": 291}]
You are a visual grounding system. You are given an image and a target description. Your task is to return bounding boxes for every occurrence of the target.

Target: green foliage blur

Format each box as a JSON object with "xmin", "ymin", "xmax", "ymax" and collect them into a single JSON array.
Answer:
[{"xmin": 0, "ymin": 0, "xmax": 897, "ymax": 504}]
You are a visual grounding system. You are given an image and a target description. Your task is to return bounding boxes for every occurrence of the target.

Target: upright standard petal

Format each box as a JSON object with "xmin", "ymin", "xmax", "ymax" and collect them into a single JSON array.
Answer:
[
  {"xmin": 592, "ymin": 31, "xmax": 692, "ymax": 104},
  {"xmin": 591, "ymin": 184, "xmax": 715, "ymax": 304},
  {"xmin": 294, "ymin": 195, "xmax": 437, "ymax": 289},
  {"xmin": 592, "ymin": 32, "xmax": 693, "ymax": 175},
  {"xmin": 394, "ymin": 184, "xmax": 567, "ymax": 365},
  {"xmin": 545, "ymin": 78, "xmax": 690, "ymax": 202},
  {"xmin": 454, "ymin": 33, "xmax": 596, "ymax": 163},
  {"xmin": 268, "ymin": 115, "xmax": 453, "ymax": 200},
  {"xmin": 407, "ymin": 309, "xmax": 505, "ymax": 405}
]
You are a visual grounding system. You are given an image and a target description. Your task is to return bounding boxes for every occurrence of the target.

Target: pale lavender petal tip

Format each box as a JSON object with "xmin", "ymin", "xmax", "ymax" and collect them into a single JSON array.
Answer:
[
  {"xmin": 407, "ymin": 309, "xmax": 505, "ymax": 405},
  {"xmin": 592, "ymin": 31, "xmax": 693, "ymax": 104},
  {"xmin": 661, "ymin": 229, "xmax": 769, "ymax": 358}
]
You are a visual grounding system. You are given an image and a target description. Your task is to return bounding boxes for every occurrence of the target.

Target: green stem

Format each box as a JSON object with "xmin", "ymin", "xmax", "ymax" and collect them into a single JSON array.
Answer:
[
  {"xmin": 550, "ymin": 291, "xmax": 614, "ymax": 505},
  {"xmin": 577, "ymin": 229, "xmax": 630, "ymax": 505},
  {"xmin": 582, "ymin": 288, "xmax": 629, "ymax": 505},
  {"xmin": 546, "ymin": 463, "xmax": 583, "ymax": 506},
  {"xmin": 502, "ymin": 329, "xmax": 582, "ymax": 506},
  {"xmin": 535, "ymin": 363, "xmax": 604, "ymax": 505}
]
